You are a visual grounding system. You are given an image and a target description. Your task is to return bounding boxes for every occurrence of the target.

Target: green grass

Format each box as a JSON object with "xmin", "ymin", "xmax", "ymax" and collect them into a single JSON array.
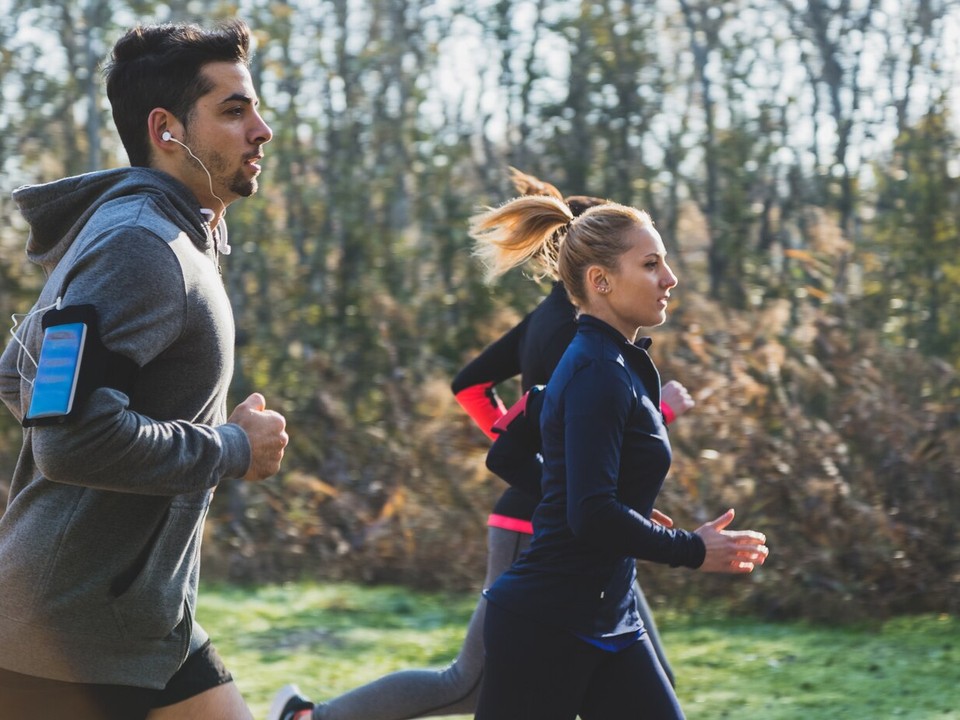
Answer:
[
  {"xmin": 663, "ymin": 610, "xmax": 960, "ymax": 718},
  {"xmin": 198, "ymin": 581, "xmax": 960, "ymax": 719}
]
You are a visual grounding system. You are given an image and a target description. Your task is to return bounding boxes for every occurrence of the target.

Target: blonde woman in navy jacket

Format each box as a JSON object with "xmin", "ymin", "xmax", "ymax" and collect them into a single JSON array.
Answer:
[{"xmin": 470, "ymin": 197, "xmax": 769, "ymax": 720}]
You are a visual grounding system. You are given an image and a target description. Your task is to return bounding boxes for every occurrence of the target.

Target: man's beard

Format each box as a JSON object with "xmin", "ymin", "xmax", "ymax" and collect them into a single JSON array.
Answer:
[
  {"xmin": 228, "ymin": 169, "xmax": 257, "ymax": 198},
  {"xmin": 192, "ymin": 146, "xmax": 258, "ymax": 199}
]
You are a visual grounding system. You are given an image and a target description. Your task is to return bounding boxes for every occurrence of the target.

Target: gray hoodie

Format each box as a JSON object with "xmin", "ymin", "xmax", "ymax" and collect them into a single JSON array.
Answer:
[{"xmin": 0, "ymin": 167, "xmax": 251, "ymax": 688}]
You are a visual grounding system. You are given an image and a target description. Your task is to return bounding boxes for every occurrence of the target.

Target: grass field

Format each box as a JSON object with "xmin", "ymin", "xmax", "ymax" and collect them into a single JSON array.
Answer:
[{"xmin": 197, "ymin": 581, "xmax": 960, "ymax": 719}]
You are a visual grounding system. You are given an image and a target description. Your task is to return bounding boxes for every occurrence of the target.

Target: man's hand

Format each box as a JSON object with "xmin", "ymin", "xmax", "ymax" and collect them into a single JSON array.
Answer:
[{"xmin": 228, "ymin": 392, "xmax": 288, "ymax": 481}]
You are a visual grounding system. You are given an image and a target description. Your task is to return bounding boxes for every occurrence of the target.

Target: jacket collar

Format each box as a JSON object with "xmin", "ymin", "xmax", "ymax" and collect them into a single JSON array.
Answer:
[{"xmin": 577, "ymin": 314, "xmax": 653, "ymax": 351}]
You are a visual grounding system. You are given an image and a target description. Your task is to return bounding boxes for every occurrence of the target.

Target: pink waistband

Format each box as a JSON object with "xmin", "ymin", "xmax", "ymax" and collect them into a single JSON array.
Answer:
[{"xmin": 487, "ymin": 513, "xmax": 534, "ymax": 535}]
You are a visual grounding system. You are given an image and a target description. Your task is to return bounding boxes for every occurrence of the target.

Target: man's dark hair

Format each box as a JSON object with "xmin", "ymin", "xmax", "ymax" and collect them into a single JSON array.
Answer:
[{"xmin": 103, "ymin": 19, "xmax": 251, "ymax": 167}]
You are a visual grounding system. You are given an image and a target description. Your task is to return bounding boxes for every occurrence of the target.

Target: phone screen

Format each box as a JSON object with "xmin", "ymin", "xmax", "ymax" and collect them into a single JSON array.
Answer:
[{"xmin": 25, "ymin": 322, "xmax": 87, "ymax": 421}]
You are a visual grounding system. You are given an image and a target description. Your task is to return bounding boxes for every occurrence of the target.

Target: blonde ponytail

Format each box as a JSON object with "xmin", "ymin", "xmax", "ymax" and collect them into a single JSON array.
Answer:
[{"xmin": 469, "ymin": 195, "xmax": 573, "ymax": 283}]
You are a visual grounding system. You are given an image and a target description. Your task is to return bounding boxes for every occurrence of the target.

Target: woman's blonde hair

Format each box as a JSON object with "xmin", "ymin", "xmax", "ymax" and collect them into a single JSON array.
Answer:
[
  {"xmin": 469, "ymin": 194, "xmax": 572, "ymax": 283},
  {"xmin": 470, "ymin": 168, "xmax": 612, "ymax": 283},
  {"xmin": 558, "ymin": 204, "xmax": 653, "ymax": 306},
  {"xmin": 469, "ymin": 192, "xmax": 653, "ymax": 307}
]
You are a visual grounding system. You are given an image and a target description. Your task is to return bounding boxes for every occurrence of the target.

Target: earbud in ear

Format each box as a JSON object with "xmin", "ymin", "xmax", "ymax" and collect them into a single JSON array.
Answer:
[{"xmin": 161, "ymin": 131, "xmax": 172, "ymax": 142}]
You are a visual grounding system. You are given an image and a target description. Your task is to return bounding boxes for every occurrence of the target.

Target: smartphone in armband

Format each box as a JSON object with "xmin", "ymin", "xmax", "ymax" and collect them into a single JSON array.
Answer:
[
  {"xmin": 21, "ymin": 303, "xmax": 139, "ymax": 428},
  {"xmin": 24, "ymin": 321, "xmax": 88, "ymax": 424}
]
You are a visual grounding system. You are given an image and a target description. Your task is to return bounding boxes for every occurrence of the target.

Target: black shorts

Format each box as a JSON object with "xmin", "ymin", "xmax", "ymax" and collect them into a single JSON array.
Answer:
[
  {"xmin": 153, "ymin": 639, "xmax": 234, "ymax": 707},
  {"xmin": 0, "ymin": 640, "xmax": 233, "ymax": 719}
]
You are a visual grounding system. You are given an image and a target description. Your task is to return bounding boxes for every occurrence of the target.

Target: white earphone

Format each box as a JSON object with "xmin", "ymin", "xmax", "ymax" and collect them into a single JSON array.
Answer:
[{"xmin": 159, "ymin": 130, "xmax": 230, "ymax": 254}]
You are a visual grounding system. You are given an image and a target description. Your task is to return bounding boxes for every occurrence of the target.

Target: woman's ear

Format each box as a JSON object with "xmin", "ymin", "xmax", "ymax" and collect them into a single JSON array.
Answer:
[{"xmin": 586, "ymin": 265, "xmax": 610, "ymax": 295}]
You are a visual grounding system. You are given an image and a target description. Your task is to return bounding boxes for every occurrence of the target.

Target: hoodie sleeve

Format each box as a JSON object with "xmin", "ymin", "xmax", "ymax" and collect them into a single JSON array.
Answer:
[
  {"xmin": 0, "ymin": 334, "xmax": 23, "ymax": 421},
  {"xmin": 31, "ymin": 395, "xmax": 251, "ymax": 494},
  {"xmin": 25, "ymin": 218, "xmax": 251, "ymax": 495}
]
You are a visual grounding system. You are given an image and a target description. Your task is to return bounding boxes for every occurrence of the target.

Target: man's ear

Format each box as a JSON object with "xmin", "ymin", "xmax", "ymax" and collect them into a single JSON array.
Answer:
[{"xmin": 148, "ymin": 108, "xmax": 182, "ymax": 147}]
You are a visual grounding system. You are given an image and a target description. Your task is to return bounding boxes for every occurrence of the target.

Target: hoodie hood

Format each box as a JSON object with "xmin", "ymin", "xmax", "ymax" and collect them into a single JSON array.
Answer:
[{"xmin": 12, "ymin": 167, "xmax": 212, "ymax": 274}]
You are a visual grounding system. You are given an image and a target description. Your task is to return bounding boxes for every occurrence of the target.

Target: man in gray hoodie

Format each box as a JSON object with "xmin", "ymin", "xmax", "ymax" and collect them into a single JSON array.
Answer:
[{"xmin": 0, "ymin": 19, "xmax": 286, "ymax": 719}]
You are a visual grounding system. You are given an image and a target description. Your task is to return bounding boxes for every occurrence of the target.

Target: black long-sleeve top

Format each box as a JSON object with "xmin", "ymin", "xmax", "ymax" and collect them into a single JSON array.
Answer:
[{"xmin": 451, "ymin": 282, "xmax": 576, "ymax": 522}]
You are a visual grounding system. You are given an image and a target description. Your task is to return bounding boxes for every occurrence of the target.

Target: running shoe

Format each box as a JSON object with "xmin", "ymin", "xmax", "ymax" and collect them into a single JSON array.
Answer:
[{"xmin": 267, "ymin": 684, "xmax": 314, "ymax": 720}]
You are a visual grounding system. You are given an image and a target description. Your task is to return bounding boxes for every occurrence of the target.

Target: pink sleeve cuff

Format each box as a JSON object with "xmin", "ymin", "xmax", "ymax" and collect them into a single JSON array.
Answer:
[
  {"xmin": 455, "ymin": 382, "xmax": 507, "ymax": 440},
  {"xmin": 661, "ymin": 400, "xmax": 676, "ymax": 425}
]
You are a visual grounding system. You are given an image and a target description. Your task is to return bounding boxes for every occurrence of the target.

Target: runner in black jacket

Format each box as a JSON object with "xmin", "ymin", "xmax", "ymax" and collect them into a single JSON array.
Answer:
[
  {"xmin": 470, "ymin": 193, "xmax": 768, "ymax": 720},
  {"xmin": 451, "ymin": 281, "xmax": 689, "ymax": 680}
]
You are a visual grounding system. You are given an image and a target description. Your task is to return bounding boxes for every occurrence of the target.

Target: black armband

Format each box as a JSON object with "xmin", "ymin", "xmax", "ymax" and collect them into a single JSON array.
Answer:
[{"xmin": 23, "ymin": 304, "xmax": 138, "ymax": 427}]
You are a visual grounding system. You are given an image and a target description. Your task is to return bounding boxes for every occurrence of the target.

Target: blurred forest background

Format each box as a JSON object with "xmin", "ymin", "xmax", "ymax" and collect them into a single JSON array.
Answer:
[{"xmin": 1, "ymin": 0, "xmax": 959, "ymax": 623}]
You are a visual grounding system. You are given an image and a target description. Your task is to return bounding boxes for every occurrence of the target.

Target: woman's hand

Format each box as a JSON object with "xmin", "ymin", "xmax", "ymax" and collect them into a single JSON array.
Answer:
[
  {"xmin": 695, "ymin": 508, "xmax": 768, "ymax": 573},
  {"xmin": 661, "ymin": 380, "xmax": 695, "ymax": 421}
]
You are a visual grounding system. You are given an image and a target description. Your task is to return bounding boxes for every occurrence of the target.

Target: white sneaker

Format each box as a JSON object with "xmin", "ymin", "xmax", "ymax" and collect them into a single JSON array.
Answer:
[{"xmin": 267, "ymin": 683, "xmax": 314, "ymax": 720}]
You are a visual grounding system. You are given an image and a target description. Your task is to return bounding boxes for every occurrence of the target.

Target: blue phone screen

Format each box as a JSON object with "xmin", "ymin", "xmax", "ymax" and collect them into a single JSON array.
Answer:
[{"xmin": 26, "ymin": 322, "xmax": 87, "ymax": 420}]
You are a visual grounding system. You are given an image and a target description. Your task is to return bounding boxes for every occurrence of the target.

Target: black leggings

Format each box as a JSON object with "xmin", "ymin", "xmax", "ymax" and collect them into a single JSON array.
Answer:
[{"xmin": 475, "ymin": 602, "xmax": 684, "ymax": 720}]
